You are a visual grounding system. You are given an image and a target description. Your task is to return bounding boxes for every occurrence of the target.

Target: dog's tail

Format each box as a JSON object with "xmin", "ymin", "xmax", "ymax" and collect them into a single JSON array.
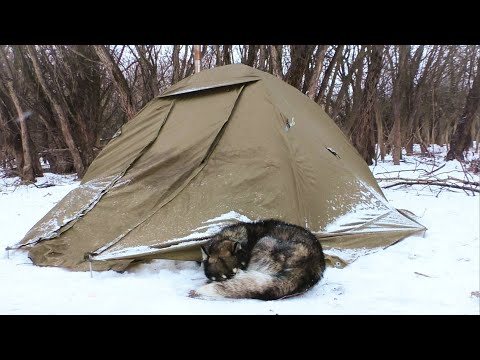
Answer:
[{"xmin": 193, "ymin": 267, "xmax": 322, "ymax": 300}]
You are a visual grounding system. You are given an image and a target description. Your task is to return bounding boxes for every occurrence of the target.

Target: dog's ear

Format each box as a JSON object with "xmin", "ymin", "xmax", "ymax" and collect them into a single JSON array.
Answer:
[
  {"xmin": 200, "ymin": 245, "xmax": 209, "ymax": 261},
  {"xmin": 233, "ymin": 242, "xmax": 242, "ymax": 254}
]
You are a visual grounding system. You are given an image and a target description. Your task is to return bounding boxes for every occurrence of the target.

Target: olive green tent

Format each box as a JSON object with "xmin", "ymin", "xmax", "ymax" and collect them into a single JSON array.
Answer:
[{"xmin": 8, "ymin": 64, "xmax": 426, "ymax": 271}]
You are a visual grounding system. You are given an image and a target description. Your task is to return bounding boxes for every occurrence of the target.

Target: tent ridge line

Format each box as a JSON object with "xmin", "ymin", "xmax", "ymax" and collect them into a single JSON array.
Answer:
[{"xmin": 158, "ymin": 78, "xmax": 259, "ymax": 98}]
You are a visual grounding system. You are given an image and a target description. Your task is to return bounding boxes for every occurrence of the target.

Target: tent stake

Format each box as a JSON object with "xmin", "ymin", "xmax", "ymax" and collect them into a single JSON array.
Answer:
[{"xmin": 86, "ymin": 253, "xmax": 93, "ymax": 278}]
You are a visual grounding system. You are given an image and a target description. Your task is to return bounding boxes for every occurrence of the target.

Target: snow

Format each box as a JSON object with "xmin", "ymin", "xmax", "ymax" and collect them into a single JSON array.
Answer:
[{"xmin": 0, "ymin": 145, "xmax": 478, "ymax": 314}]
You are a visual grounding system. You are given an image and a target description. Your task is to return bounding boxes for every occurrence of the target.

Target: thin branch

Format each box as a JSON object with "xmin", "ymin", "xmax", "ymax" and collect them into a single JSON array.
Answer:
[
  {"xmin": 425, "ymin": 163, "xmax": 446, "ymax": 176},
  {"xmin": 379, "ymin": 178, "xmax": 479, "ymax": 193},
  {"xmin": 378, "ymin": 176, "xmax": 479, "ymax": 186},
  {"xmin": 65, "ymin": 46, "xmax": 102, "ymax": 64}
]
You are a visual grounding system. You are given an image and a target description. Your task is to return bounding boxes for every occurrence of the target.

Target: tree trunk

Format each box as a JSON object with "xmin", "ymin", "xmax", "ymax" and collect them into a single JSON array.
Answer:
[
  {"xmin": 446, "ymin": 58, "xmax": 480, "ymax": 160},
  {"xmin": 93, "ymin": 45, "xmax": 136, "ymax": 120},
  {"xmin": 269, "ymin": 45, "xmax": 283, "ymax": 79},
  {"xmin": 179, "ymin": 45, "xmax": 189, "ymax": 78},
  {"xmin": 284, "ymin": 45, "xmax": 314, "ymax": 89},
  {"xmin": 135, "ymin": 45, "xmax": 159, "ymax": 101},
  {"xmin": 316, "ymin": 45, "xmax": 344, "ymax": 104},
  {"xmin": 258, "ymin": 45, "xmax": 267, "ymax": 71},
  {"xmin": 390, "ymin": 46, "xmax": 409, "ymax": 165},
  {"xmin": 0, "ymin": 104, "xmax": 27, "ymax": 178},
  {"xmin": 343, "ymin": 54, "xmax": 365, "ymax": 135},
  {"xmin": 375, "ymin": 99, "xmax": 386, "ymax": 161},
  {"xmin": 172, "ymin": 45, "xmax": 181, "ymax": 84},
  {"xmin": 26, "ymin": 45, "xmax": 86, "ymax": 177},
  {"xmin": 215, "ymin": 45, "xmax": 222, "ymax": 66},
  {"xmin": 351, "ymin": 45, "xmax": 384, "ymax": 165},
  {"xmin": 331, "ymin": 46, "xmax": 366, "ymax": 121},
  {"xmin": 403, "ymin": 46, "xmax": 425, "ymax": 157},
  {"xmin": 324, "ymin": 56, "xmax": 342, "ymax": 114},
  {"xmin": 184, "ymin": 46, "xmax": 195, "ymax": 77},
  {"xmin": 306, "ymin": 45, "xmax": 328, "ymax": 100},
  {"xmin": 243, "ymin": 45, "xmax": 257, "ymax": 66},
  {"xmin": 222, "ymin": 45, "xmax": 232, "ymax": 65},
  {"xmin": 0, "ymin": 47, "xmax": 37, "ymax": 181},
  {"xmin": 0, "ymin": 99, "xmax": 25, "ymax": 176}
]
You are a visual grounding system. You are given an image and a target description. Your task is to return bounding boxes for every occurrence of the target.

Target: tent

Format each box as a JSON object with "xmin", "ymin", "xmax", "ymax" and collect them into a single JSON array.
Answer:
[{"xmin": 8, "ymin": 64, "xmax": 426, "ymax": 272}]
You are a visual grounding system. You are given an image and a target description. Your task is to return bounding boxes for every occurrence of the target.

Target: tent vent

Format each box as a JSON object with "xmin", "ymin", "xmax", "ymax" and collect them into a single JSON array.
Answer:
[
  {"xmin": 285, "ymin": 117, "xmax": 295, "ymax": 131},
  {"xmin": 326, "ymin": 147, "xmax": 341, "ymax": 158}
]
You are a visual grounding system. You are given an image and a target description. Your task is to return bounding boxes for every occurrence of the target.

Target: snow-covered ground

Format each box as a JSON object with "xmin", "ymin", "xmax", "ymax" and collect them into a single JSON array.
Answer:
[{"xmin": 1, "ymin": 145, "xmax": 478, "ymax": 314}]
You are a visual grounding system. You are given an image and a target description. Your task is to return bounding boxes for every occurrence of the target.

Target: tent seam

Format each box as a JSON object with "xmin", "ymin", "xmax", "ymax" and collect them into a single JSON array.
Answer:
[{"xmin": 90, "ymin": 85, "xmax": 247, "ymax": 260}]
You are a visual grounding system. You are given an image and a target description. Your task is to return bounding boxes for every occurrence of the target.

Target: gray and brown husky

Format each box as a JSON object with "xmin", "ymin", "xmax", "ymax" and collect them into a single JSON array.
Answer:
[{"xmin": 190, "ymin": 219, "xmax": 326, "ymax": 300}]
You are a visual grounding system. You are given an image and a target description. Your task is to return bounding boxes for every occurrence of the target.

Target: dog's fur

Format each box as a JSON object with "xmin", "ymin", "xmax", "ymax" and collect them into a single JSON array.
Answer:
[{"xmin": 190, "ymin": 219, "xmax": 326, "ymax": 300}]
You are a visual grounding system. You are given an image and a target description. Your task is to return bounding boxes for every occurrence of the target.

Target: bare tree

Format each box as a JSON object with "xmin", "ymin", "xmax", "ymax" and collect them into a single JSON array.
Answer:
[
  {"xmin": 342, "ymin": 49, "xmax": 366, "ymax": 135},
  {"xmin": 388, "ymin": 45, "xmax": 409, "ymax": 165},
  {"xmin": 269, "ymin": 45, "xmax": 283, "ymax": 79},
  {"xmin": 306, "ymin": 45, "xmax": 328, "ymax": 99},
  {"xmin": 223, "ymin": 45, "xmax": 232, "ymax": 65},
  {"xmin": 331, "ymin": 46, "xmax": 366, "ymax": 121},
  {"xmin": 243, "ymin": 45, "xmax": 257, "ymax": 67},
  {"xmin": 258, "ymin": 45, "xmax": 268, "ymax": 71},
  {"xmin": 316, "ymin": 45, "xmax": 344, "ymax": 105},
  {"xmin": 351, "ymin": 45, "xmax": 384, "ymax": 165},
  {"xmin": 171, "ymin": 45, "xmax": 181, "ymax": 84},
  {"xmin": 324, "ymin": 53, "xmax": 343, "ymax": 114},
  {"xmin": 2, "ymin": 44, "xmax": 480, "ymax": 180},
  {"xmin": 284, "ymin": 45, "xmax": 315, "ymax": 89},
  {"xmin": 446, "ymin": 56, "xmax": 480, "ymax": 160},
  {"xmin": 0, "ymin": 47, "xmax": 39, "ymax": 181},
  {"xmin": 94, "ymin": 45, "xmax": 136, "ymax": 120},
  {"xmin": 135, "ymin": 45, "xmax": 159, "ymax": 102},
  {"xmin": 26, "ymin": 45, "xmax": 86, "ymax": 177}
]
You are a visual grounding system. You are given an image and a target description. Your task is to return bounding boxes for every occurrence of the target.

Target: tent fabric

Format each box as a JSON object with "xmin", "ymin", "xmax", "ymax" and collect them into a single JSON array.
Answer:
[{"xmin": 10, "ymin": 64, "xmax": 426, "ymax": 271}]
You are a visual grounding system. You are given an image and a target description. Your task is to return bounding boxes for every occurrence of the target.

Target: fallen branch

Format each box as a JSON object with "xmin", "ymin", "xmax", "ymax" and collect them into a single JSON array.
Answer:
[
  {"xmin": 377, "ymin": 176, "xmax": 479, "ymax": 187},
  {"xmin": 425, "ymin": 163, "xmax": 446, "ymax": 176},
  {"xmin": 38, "ymin": 149, "xmax": 70, "ymax": 155},
  {"xmin": 447, "ymin": 176, "xmax": 480, "ymax": 186},
  {"xmin": 375, "ymin": 169, "xmax": 429, "ymax": 176},
  {"xmin": 378, "ymin": 178, "xmax": 479, "ymax": 193},
  {"xmin": 414, "ymin": 271, "xmax": 433, "ymax": 278}
]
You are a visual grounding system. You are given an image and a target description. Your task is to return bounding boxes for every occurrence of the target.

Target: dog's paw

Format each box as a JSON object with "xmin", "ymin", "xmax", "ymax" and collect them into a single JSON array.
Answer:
[{"xmin": 188, "ymin": 289, "xmax": 201, "ymax": 298}]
